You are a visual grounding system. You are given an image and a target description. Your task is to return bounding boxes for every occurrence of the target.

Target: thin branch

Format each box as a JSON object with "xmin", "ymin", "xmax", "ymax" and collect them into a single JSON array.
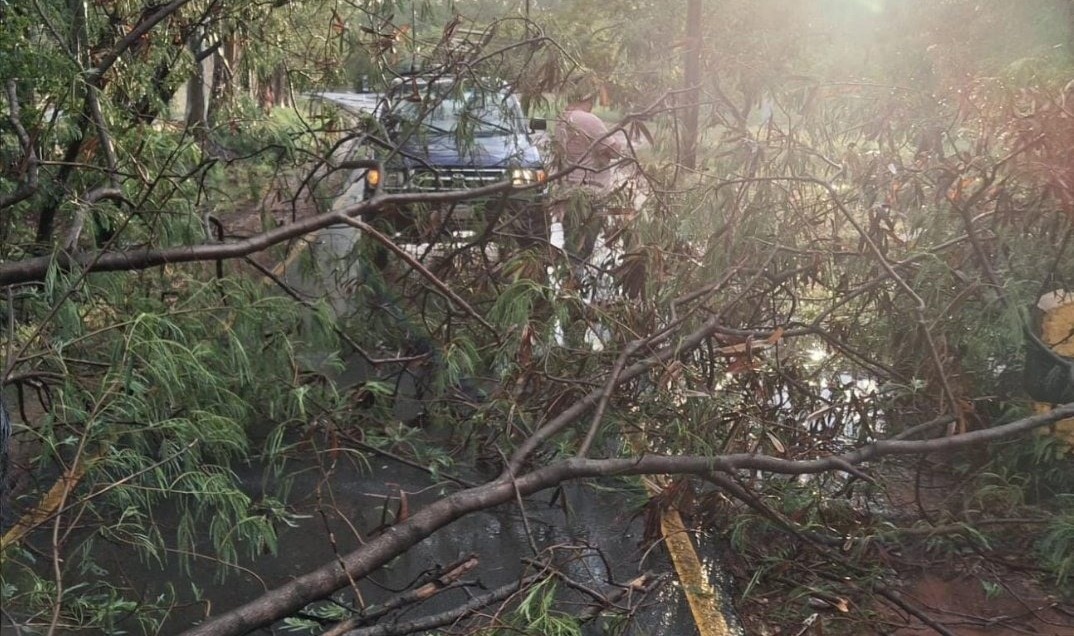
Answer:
[
  {"xmin": 576, "ymin": 340, "xmax": 641, "ymax": 458},
  {"xmin": 714, "ymin": 175, "xmax": 961, "ymax": 415},
  {"xmin": 507, "ymin": 254, "xmax": 775, "ymax": 477},
  {"xmin": 335, "ymin": 215, "xmax": 499, "ymax": 340},
  {"xmin": 320, "ymin": 555, "xmax": 479, "ymax": 636},
  {"xmin": 502, "ymin": 313, "xmax": 723, "ymax": 477},
  {"xmin": 86, "ymin": 0, "xmax": 198, "ymax": 86},
  {"xmin": 875, "ymin": 587, "xmax": 958, "ymax": 636},
  {"xmin": 242, "ymin": 256, "xmax": 378, "ymax": 366},
  {"xmin": 340, "ymin": 572, "xmax": 549, "ymax": 636}
]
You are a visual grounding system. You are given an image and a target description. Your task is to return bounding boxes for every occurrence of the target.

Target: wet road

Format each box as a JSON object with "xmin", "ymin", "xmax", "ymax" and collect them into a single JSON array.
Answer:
[{"xmin": 87, "ymin": 449, "xmax": 721, "ymax": 634}]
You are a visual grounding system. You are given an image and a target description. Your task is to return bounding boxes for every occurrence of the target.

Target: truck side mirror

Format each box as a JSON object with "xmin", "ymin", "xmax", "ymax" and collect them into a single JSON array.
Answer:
[{"xmin": 529, "ymin": 118, "xmax": 547, "ymax": 131}]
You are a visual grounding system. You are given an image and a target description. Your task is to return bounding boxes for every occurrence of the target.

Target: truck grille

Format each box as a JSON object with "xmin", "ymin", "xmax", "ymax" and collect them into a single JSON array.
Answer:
[{"xmin": 408, "ymin": 168, "xmax": 506, "ymax": 192}]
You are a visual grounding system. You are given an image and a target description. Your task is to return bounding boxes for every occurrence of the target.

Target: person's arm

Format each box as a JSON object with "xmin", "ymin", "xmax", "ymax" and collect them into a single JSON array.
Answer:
[
  {"xmin": 600, "ymin": 130, "xmax": 627, "ymax": 162},
  {"xmin": 575, "ymin": 112, "xmax": 624, "ymax": 161}
]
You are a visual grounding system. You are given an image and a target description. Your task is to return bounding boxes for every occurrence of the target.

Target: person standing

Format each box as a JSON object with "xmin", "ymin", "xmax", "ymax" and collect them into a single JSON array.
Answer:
[
  {"xmin": 548, "ymin": 89, "xmax": 632, "ymax": 352},
  {"xmin": 551, "ymin": 90, "xmax": 627, "ymax": 261},
  {"xmin": 555, "ymin": 91, "xmax": 625, "ymax": 192}
]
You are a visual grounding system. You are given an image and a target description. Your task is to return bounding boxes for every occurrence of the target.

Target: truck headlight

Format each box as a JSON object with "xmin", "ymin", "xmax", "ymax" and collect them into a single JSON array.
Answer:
[
  {"xmin": 368, "ymin": 168, "xmax": 406, "ymax": 190},
  {"xmin": 510, "ymin": 168, "xmax": 547, "ymax": 186},
  {"xmin": 365, "ymin": 168, "xmax": 381, "ymax": 189}
]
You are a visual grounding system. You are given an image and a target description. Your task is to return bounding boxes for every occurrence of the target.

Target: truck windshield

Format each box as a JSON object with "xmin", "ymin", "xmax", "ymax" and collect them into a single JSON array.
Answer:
[{"xmin": 390, "ymin": 91, "xmax": 523, "ymax": 136}]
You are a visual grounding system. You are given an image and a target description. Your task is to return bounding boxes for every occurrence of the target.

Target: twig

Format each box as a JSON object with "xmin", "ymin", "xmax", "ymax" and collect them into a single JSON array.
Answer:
[
  {"xmin": 334, "ymin": 215, "xmax": 500, "ymax": 340},
  {"xmin": 340, "ymin": 571, "xmax": 548, "ymax": 636},
  {"xmin": 577, "ymin": 340, "xmax": 642, "ymax": 457},
  {"xmin": 320, "ymin": 555, "xmax": 479, "ymax": 636},
  {"xmin": 875, "ymin": 587, "xmax": 957, "ymax": 636},
  {"xmin": 316, "ymin": 483, "xmax": 367, "ymax": 619},
  {"xmin": 893, "ymin": 415, "xmax": 956, "ymax": 440},
  {"xmin": 508, "ymin": 459, "xmax": 541, "ymax": 557},
  {"xmin": 242, "ymin": 256, "xmax": 378, "ymax": 366},
  {"xmin": 340, "ymin": 433, "xmax": 477, "ymax": 488}
]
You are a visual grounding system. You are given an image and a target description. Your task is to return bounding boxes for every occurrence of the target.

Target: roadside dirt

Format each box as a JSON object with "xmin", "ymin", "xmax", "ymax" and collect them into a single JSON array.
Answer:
[
  {"xmin": 729, "ymin": 457, "xmax": 1074, "ymax": 635},
  {"xmin": 889, "ymin": 573, "xmax": 1071, "ymax": 635},
  {"xmin": 864, "ymin": 458, "xmax": 1074, "ymax": 635}
]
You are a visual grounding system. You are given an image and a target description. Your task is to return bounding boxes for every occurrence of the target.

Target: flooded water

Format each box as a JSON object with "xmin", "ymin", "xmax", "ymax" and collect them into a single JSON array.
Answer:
[{"xmin": 81, "ymin": 451, "xmax": 729, "ymax": 634}]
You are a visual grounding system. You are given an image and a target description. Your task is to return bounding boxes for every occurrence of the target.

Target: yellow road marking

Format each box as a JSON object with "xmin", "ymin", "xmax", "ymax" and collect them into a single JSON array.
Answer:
[
  {"xmin": 1, "ymin": 459, "xmax": 89, "ymax": 551},
  {"xmin": 1035, "ymin": 293, "xmax": 1074, "ymax": 448},
  {"xmin": 641, "ymin": 476, "xmax": 733, "ymax": 636}
]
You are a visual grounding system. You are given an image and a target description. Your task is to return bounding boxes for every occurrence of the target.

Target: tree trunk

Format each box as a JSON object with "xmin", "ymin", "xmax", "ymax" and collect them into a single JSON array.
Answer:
[
  {"xmin": 680, "ymin": 0, "xmax": 702, "ymax": 171},
  {"xmin": 271, "ymin": 66, "xmax": 291, "ymax": 108},
  {"xmin": 206, "ymin": 50, "xmax": 229, "ymax": 128},
  {"xmin": 185, "ymin": 32, "xmax": 209, "ymax": 129}
]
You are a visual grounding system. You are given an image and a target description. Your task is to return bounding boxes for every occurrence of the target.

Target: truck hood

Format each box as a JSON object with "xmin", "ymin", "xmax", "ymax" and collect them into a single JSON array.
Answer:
[{"xmin": 395, "ymin": 132, "xmax": 543, "ymax": 170}]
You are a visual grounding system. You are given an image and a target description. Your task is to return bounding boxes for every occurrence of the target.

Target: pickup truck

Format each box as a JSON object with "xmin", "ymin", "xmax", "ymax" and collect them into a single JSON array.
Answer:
[{"xmin": 361, "ymin": 76, "xmax": 550, "ymax": 248}]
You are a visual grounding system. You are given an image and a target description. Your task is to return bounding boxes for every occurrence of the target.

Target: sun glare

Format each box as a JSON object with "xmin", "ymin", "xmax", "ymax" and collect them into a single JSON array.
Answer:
[{"xmin": 848, "ymin": 0, "xmax": 885, "ymax": 13}]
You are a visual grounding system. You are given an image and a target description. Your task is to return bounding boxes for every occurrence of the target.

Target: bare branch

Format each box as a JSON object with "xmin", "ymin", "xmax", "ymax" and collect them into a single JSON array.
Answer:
[{"xmin": 0, "ymin": 178, "xmax": 533, "ymax": 286}]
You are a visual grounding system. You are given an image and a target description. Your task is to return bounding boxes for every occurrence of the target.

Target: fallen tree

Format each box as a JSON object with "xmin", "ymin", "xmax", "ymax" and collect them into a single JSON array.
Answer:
[{"xmin": 4, "ymin": 2, "xmax": 1074, "ymax": 635}]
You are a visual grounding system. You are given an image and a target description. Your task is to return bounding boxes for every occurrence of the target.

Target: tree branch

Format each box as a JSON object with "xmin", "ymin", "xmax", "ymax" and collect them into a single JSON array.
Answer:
[
  {"xmin": 340, "ymin": 571, "xmax": 548, "ymax": 636},
  {"xmin": 0, "ymin": 177, "xmax": 536, "ymax": 286},
  {"xmin": 335, "ymin": 215, "xmax": 499, "ymax": 340},
  {"xmin": 178, "ymin": 401, "xmax": 1074, "ymax": 636},
  {"xmin": 0, "ymin": 81, "xmax": 40, "ymax": 210},
  {"xmin": 86, "ymin": 0, "xmax": 198, "ymax": 86}
]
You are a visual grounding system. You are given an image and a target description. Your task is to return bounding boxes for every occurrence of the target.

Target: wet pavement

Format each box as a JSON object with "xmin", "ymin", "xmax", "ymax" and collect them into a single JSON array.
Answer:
[{"xmin": 87, "ymin": 451, "xmax": 720, "ymax": 634}]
